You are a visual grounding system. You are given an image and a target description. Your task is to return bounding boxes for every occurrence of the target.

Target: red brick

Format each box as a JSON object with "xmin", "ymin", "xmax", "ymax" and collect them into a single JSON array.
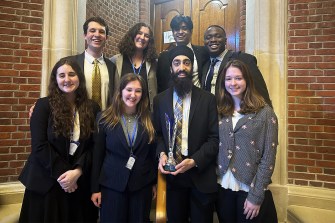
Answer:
[
  {"xmin": 288, "ymin": 172, "xmax": 316, "ymax": 180},
  {"xmin": 316, "ymin": 161, "xmax": 335, "ymax": 168},
  {"xmin": 288, "ymin": 158, "xmax": 315, "ymax": 166},
  {"xmin": 324, "ymin": 168, "xmax": 335, "ymax": 175},
  {"xmin": 308, "ymin": 166, "xmax": 323, "ymax": 173},
  {"xmin": 309, "ymin": 181, "xmax": 323, "ymax": 187},
  {"xmin": 324, "ymin": 154, "xmax": 335, "ymax": 161},
  {"xmin": 317, "ymin": 174, "xmax": 335, "ymax": 182},
  {"xmin": 324, "ymin": 183, "xmax": 335, "ymax": 189}
]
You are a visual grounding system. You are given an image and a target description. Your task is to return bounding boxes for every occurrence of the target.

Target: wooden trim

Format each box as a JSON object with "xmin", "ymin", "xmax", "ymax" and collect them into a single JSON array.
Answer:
[{"xmin": 155, "ymin": 170, "xmax": 167, "ymax": 223}]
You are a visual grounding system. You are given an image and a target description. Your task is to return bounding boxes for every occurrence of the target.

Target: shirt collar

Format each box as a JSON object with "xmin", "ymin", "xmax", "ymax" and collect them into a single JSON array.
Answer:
[
  {"xmin": 212, "ymin": 49, "xmax": 229, "ymax": 62},
  {"xmin": 85, "ymin": 50, "xmax": 105, "ymax": 64}
]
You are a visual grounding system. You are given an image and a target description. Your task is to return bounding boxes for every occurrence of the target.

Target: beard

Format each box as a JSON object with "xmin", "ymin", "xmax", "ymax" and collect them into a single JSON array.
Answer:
[{"xmin": 171, "ymin": 70, "xmax": 193, "ymax": 98}]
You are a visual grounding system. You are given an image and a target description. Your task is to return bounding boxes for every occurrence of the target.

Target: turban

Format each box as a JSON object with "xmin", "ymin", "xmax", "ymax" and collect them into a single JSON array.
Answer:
[{"xmin": 169, "ymin": 45, "xmax": 194, "ymax": 66}]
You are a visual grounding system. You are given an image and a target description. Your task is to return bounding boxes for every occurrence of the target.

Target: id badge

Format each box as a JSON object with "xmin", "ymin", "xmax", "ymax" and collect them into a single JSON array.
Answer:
[{"xmin": 126, "ymin": 155, "xmax": 136, "ymax": 170}]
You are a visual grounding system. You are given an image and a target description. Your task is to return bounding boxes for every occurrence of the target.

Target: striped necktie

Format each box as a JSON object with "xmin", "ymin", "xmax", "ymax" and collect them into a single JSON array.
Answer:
[{"xmin": 174, "ymin": 96, "xmax": 183, "ymax": 163}]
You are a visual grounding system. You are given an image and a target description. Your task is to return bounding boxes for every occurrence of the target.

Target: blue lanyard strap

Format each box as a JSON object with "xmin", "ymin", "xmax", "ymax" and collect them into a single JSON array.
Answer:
[
  {"xmin": 122, "ymin": 115, "xmax": 138, "ymax": 152},
  {"xmin": 130, "ymin": 57, "xmax": 144, "ymax": 75}
]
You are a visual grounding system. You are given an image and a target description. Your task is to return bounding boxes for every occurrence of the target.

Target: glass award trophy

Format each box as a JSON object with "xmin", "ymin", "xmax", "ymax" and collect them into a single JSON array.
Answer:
[{"xmin": 163, "ymin": 113, "xmax": 178, "ymax": 172}]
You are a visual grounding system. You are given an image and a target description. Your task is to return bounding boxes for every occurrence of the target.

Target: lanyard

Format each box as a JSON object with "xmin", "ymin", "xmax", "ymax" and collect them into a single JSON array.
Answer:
[
  {"xmin": 121, "ymin": 115, "xmax": 138, "ymax": 153},
  {"xmin": 129, "ymin": 57, "xmax": 144, "ymax": 75}
]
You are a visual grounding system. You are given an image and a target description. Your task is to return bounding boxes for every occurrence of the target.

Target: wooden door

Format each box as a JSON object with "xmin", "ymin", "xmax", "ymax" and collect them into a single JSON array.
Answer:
[{"xmin": 150, "ymin": 0, "xmax": 240, "ymax": 53}]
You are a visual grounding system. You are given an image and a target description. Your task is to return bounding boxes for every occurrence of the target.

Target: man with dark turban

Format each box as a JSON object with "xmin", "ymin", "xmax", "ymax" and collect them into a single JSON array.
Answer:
[{"xmin": 153, "ymin": 45, "xmax": 219, "ymax": 222}]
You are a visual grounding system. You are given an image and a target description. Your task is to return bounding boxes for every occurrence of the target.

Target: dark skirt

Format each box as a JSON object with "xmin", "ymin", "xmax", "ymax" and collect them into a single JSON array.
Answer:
[{"xmin": 19, "ymin": 182, "xmax": 98, "ymax": 223}]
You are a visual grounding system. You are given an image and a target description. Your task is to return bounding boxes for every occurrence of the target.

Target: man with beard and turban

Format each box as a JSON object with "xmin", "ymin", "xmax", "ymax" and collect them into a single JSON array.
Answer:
[{"xmin": 153, "ymin": 45, "xmax": 219, "ymax": 222}]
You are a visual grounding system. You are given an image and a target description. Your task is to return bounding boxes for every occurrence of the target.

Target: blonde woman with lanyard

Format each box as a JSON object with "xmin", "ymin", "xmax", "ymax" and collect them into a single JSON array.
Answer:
[
  {"xmin": 91, "ymin": 73, "xmax": 156, "ymax": 222},
  {"xmin": 111, "ymin": 22, "xmax": 158, "ymax": 110}
]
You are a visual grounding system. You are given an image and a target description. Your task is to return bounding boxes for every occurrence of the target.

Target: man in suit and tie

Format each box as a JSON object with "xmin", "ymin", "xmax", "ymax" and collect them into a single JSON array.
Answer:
[
  {"xmin": 202, "ymin": 25, "xmax": 272, "ymax": 107},
  {"xmin": 68, "ymin": 16, "xmax": 116, "ymax": 110},
  {"xmin": 154, "ymin": 45, "xmax": 219, "ymax": 222},
  {"xmin": 28, "ymin": 17, "xmax": 115, "ymax": 117},
  {"xmin": 156, "ymin": 15, "xmax": 209, "ymax": 93}
]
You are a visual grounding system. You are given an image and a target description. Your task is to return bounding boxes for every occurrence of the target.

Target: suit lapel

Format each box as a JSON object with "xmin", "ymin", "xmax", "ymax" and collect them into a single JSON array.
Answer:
[
  {"xmin": 201, "ymin": 60, "xmax": 210, "ymax": 88},
  {"xmin": 115, "ymin": 123, "xmax": 130, "ymax": 152},
  {"xmin": 234, "ymin": 113, "xmax": 257, "ymax": 132},
  {"xmin": 78, "ymin": 52, "xmax": 85, "ymax": 73},
  {"xmin": 189, "ymin": 86, "xmax": 201, "ymax": 125},
  {"xmin": 131, "ymin": 122, "xmax": 145, "ymax": 153},
  {"xmin": 117, "ymin": 55, "xmax": 123, "ymax": 78},
  {"xmin": 218, "ymin": 50, "xmax": 233, "ymax": 74}
]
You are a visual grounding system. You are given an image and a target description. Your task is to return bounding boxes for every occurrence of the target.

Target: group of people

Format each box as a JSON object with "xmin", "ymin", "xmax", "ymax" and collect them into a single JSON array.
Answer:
[{"xmin": 19, "ymin": 15, "xmax": 278, "ymax": 223}]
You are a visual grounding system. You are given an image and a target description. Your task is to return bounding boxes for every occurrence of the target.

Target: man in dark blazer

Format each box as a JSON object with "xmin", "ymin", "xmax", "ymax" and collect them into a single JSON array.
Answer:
[
  {"xmin": 28, "ymin": 17, "xmax": 116, "ymax": 118},
  {"xmin": 202, "ymin": 25, "xmax": 272, "ymax": 107},
  {"xmin": 154, "ymin": 45, "xmax": 219, "ymax": 222},
  {"xmin": 156, "ymin": 15, "xmax": 209, "ymax": 93},
  {"xmin": 67, "ymin": 16, "xmax": 116, "ymax": 110}
]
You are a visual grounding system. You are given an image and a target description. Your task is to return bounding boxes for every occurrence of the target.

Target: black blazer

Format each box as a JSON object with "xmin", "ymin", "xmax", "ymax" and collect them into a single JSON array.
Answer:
[
  {"xmin": 156, "ymin": 45, "xmax": 209, "ymax": 93},
  {"xmin": 19, "ymin": 97, "xmax": 100, "ymax": 195},
  {"xmin": 201, "ymin": 50, "xmax": 272, "ymax": 107},
  {"xmin": 91, "ymin": 115, "xmax": 156, "ymax": 193},
  {"xmin": 153, "ymin": 86, "xmax": 219, "ymax": 193},
  {"xmin": 68, "ymin": 52, "xmax": 117, "ymax": 106}
]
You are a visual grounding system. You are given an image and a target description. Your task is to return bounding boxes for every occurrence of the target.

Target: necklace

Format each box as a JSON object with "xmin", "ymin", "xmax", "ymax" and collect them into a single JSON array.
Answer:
[{"xmin": 124, "ymin": 113, "xmax": 137, "ymax": 123}]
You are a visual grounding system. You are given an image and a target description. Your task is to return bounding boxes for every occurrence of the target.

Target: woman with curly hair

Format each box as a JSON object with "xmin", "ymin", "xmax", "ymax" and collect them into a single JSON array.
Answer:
[
  {"xmin": 19, "ymin": 57, "xmax": 100, "ymax": 223},
  {"xmin": 215, "ymin": 59, "xmax": 278, "ymax": 223},
  {"xmin": 91, "ymin": 73, "xmax": 156, "ymax": 222},
  {"xmin": 111, "ymin": 22, "xmax": 158, "ymax": 110}
]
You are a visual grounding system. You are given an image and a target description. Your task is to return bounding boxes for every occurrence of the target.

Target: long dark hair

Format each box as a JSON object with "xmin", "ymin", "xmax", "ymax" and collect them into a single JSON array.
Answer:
[
  {"xmin": 48, "ymin": 57, "xmax": 95, "ymax": 139},
  {"xmin": 117, "ymin": 23, "xmax": 157, "ymax": 62},
  {"xmin": 217, "ymin": 59, "xmax": 265, "ymax": 117},
  {"xmin": 99, "ymin": 73, "xmax": 155, "ymax": 143}
]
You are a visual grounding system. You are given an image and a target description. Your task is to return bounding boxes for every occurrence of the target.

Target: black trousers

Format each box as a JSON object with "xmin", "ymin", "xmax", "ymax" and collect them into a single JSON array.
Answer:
[
  {"xmin": 215, "ymin": 186, "xmax": 278, "ymax": 223},
  {"xmin": 100, "ymin": 184, "xmax": 152, "ymax": 223},
  {"xmin": 166, "ymin": 173, "xmax": 216, "ymax": 223}
]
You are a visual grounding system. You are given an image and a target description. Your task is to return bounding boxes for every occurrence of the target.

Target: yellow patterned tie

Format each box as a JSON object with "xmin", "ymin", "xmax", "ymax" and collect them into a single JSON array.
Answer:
[
  {"xmin": 175, "ymin": 96, "xmax": 183, "ymax": 163},
  {"xmin": 92, "ymin": 59, "xmax": 101, "ymax": 108}
]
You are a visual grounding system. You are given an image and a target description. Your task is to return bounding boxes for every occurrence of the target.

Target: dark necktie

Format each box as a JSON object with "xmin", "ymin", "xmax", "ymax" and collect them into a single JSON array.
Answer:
[{"xmin": 205, "ymin": 58, "xmax": 219, "ymax": 92}]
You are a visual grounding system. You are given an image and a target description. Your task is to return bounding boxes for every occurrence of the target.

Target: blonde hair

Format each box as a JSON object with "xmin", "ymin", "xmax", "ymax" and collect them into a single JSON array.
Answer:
[{"xmin": 99, "ymin": 73, "xmax": 155, "ymax": 143}]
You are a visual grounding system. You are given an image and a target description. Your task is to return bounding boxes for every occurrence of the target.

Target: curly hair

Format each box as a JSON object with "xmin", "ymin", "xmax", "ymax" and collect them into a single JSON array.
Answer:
[
  {"xmin": 48, "ymin": 57, "xmax": 95, "ymax": 139},
  {"xmin": 99, "ymin": 73, "xmax": 155, "ymax": 143},
  {"xmin": 216, "ymin": 59, "xmax": 265, "ymax": 117},
  {"xmin": 117, "ymin": 23, "xmax": 157, "ymax": 62}
]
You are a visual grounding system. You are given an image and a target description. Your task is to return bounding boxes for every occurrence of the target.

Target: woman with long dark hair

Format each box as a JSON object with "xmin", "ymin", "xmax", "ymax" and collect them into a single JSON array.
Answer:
[
  {"xmin": 111, "ymin": 22, "xmax": 158, "ymax": 110},
  {"xmin": 91, "ymin": 73, "xmax": 156, "ymax": 222},
  {"xmin": 19, "ymin": 57, "xmax": 100, "ymax": 222}
]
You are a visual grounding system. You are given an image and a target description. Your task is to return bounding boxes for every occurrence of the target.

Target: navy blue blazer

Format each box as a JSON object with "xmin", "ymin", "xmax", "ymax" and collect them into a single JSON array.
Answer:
[
  {"xmin": 67, "ymin": 52, "xmax": 117, "ymax": 106},
  {"xmin": 19, "ymin": 97, "xmax": 100, "ymax": 195},
  {"xmin": 91, "ymin": 115, "xmax": 156, "ymax": 193},
  {"xmin": 153, "ymin": 86, "xmax": 219, "ymax": 193}
]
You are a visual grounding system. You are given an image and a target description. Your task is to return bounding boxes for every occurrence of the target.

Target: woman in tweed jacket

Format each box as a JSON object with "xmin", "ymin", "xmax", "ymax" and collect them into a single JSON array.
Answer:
[{"xmin": 215, "ymin": 60, "xmax": 278, "ymax": 223}]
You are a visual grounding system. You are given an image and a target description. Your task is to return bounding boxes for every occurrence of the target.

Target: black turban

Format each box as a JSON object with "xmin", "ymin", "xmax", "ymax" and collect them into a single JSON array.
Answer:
[{"xmin": 169, "ymin": 45, "xmax": 194, "ymax": 66}]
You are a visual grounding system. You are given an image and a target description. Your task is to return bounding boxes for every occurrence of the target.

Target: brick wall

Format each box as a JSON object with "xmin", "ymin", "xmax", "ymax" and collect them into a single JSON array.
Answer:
[
  {"xmin": 287, "ymin": 0, "xmax": 335, "ymax": 189},
  {"xmin": 86, "ymin": 0, "xmax": 141, "ymax": 58},
  {"xmin": 0, "ymin": 0, "xmax": 44, "ymax": 182}
]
